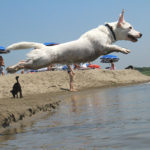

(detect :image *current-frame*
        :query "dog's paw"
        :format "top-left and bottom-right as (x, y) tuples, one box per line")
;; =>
(122, 49), (130, 54)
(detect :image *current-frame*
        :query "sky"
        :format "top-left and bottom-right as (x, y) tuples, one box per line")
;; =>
(0, 0), (149, 70)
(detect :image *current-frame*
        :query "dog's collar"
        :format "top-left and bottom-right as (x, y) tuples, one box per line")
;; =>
(105, 24), (116, 41)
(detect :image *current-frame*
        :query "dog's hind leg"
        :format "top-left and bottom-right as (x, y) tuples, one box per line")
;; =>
(19, 90), (23, 98)
(104, 45), (130, 54)
(6, 60), (32, 73)
(6, 61), (25, 73)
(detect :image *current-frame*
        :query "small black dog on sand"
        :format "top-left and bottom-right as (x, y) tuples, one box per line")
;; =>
(10, 76), (23, 98)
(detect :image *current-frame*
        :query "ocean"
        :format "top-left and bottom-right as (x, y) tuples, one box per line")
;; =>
(1, 83), (150, 150)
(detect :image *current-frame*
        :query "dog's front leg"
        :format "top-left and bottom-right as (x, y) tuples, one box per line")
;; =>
(104, 45), (130, 54)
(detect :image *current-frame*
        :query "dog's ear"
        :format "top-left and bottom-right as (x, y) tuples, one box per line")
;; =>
(117, 9), (125, 27)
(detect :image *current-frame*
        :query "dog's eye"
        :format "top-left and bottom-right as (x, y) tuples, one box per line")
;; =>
(129, 26), (132, 29)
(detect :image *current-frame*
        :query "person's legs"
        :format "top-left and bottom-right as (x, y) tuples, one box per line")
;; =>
(1, 71), (4, 76)
(0, 66), (3, 76)
(69, 72), (74, 91)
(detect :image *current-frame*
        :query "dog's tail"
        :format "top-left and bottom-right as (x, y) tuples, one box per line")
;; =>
(6, 42), (46, 51)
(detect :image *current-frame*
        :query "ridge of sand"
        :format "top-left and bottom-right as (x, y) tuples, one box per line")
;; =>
(0, 69), (150, 99)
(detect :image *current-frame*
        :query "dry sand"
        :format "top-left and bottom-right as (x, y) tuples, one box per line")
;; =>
(0, 69), (150, 130)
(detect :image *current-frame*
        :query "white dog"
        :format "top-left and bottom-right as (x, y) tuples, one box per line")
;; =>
(6, 10), (142, 90)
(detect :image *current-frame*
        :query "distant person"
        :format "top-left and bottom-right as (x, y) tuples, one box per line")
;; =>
(47, 64), (55, 71)
(21, 70), (24, 74)
(74, 64), (80, 70)
(0, 56), (5, 75)
(80, 63), (89, 70)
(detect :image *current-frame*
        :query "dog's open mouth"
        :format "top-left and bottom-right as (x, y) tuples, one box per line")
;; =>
(128, 34), (138, 42)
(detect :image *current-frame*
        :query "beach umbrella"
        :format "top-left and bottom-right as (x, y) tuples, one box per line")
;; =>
(44, 42), (58, 46)
(100, 55), (119, 63)
(0, 46), (5, 51)
(0, 46), (10, 54)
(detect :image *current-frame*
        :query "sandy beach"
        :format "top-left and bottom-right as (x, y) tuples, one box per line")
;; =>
(0, 69), (150, 130)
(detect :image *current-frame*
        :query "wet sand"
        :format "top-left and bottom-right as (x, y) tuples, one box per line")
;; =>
(0, 69), (150, 130)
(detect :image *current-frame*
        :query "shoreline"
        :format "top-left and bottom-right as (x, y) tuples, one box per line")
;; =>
(0, 69), (150, 131)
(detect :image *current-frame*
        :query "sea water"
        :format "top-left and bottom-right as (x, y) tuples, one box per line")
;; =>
(0, 83), (150, 150)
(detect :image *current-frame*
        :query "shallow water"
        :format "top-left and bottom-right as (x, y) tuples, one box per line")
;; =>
(1, 83), (150, 150)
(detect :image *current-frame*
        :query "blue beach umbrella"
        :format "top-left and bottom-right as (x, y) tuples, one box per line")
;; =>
(44, 42), (58, 46)
(0, 46), (5, 51)
(0, 46), (10, 54)
(100, 55), (119, 63)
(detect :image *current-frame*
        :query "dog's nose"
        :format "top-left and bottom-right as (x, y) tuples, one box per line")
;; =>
(139, 33), (142, 37)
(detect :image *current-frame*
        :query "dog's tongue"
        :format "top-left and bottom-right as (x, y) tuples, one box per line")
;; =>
(128, 34), (138, 42)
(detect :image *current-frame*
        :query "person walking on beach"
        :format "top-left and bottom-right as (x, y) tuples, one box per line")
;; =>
(0, 56), (5, 75)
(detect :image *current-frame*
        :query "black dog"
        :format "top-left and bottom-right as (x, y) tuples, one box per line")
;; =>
(10, 76), (23, 98)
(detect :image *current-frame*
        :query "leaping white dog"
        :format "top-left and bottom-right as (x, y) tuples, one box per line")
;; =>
(6, 10), (142, 91)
